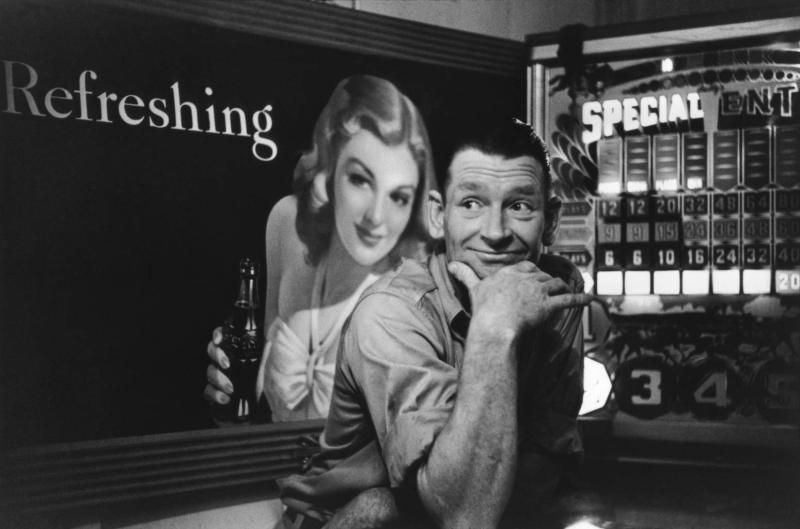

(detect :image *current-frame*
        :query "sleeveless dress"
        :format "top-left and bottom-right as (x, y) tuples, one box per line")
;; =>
(258, 255), (378, 422)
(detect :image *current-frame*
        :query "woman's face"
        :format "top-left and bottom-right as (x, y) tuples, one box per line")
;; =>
(332, 129), (419, 267)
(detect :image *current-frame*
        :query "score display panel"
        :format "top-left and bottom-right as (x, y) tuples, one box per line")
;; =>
(539, 44), (800, 448)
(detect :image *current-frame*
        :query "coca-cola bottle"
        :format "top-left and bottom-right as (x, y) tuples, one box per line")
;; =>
(216, 257), (265, 424)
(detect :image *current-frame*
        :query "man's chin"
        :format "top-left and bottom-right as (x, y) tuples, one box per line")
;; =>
(471, 260), (513, 279)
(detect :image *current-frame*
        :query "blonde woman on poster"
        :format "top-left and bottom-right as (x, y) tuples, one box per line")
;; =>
(204, 75), (436, 422)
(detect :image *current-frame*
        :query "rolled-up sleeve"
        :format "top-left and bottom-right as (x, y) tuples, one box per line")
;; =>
(340, 292), (456, 487)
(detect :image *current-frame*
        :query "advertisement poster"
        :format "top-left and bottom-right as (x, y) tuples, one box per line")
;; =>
(0, 1), (523, 450)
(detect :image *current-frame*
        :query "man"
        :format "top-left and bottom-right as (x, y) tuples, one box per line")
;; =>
(279, 119), (593, 529)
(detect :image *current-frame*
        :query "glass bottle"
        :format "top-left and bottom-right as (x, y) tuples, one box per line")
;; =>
(218, 257), (264, 424)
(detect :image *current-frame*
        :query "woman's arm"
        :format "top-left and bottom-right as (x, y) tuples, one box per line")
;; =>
(253, 194), (298, 401)
(264, 194), (297, 331)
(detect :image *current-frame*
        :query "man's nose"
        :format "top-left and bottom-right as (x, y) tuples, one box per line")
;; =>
(480, 206), (510, 244)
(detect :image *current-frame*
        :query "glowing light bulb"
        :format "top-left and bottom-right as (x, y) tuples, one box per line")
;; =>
(661, 57), (674, 73)
(566, 519), (604, 529)
(580, 357), (612, 415)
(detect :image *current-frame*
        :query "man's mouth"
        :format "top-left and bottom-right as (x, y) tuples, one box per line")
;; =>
(469, 249), (526, 263)
(355, 225), (383, 246)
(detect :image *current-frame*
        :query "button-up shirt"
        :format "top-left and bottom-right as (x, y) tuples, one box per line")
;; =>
(279, 248), (585, 521)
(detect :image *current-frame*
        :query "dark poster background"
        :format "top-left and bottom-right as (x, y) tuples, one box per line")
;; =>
(0, 3), (523, 449)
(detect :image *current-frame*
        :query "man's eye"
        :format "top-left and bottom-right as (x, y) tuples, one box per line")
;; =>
(509, 202), (534, 214)
(460, 199), (481, 210)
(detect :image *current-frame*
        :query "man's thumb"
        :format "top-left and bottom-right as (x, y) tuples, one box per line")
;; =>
(447, 261), (480, 290)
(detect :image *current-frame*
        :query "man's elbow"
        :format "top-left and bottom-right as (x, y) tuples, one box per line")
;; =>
(417, 466), (502, 529)
(325, 487), (399, 529)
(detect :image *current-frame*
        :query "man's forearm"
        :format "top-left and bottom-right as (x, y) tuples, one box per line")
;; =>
(417, 318), (519, 528)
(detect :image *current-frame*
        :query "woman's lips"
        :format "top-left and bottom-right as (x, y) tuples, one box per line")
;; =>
(355, 224), (383, 246)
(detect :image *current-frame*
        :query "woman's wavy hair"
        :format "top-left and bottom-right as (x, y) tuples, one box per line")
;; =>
(293, 75), (436, 266)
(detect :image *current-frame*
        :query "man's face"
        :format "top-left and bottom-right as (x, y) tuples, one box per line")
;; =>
(431, 148), (557, 279)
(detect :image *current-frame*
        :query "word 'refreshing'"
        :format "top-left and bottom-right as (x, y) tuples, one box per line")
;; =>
(2, 60), (279, 162)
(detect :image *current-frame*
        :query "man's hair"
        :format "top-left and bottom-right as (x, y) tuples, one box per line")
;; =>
(436, 118), (552, 200)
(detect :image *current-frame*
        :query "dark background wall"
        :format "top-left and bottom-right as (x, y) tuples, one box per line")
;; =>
(0, 2), (523, 449)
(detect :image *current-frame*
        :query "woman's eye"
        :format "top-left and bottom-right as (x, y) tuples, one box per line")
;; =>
(348, 172), (370, 187)
(391, 193), (412, 207)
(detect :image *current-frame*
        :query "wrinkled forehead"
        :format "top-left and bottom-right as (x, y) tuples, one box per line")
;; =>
(444, 147), (549, 199)
(446, 147), (546, 194)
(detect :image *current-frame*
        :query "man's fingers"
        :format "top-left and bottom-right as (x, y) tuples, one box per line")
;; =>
(513, 260), (540, 273)
(207, 341), (230, 369)
(546, 292), (594, 312)
(544, 277), (570, 294)
(206, 364), (234, 394)
(447, 261), (480, 290)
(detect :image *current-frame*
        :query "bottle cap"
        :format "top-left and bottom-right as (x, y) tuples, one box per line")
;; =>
(239, 257), (258, 276)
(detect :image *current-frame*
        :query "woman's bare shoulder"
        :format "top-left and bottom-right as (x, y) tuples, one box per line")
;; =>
(266, 195), (305, 264)
(267, 195), (298, 230)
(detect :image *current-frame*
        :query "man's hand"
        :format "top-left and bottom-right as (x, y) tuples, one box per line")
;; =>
(448, 260), (592, 335)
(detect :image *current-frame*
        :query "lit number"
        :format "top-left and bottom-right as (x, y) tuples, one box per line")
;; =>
(693, 372), (731, 408)
(712, 220), (722, 239)
(599, 223), (622, 243)
(684, 247), (707, 267)
(713, 219), (738, 240)
(632, 249), (643, 266)
(744, 245), (770, 266)
(657, 248), (676, 266)
(598, 199), (620, 217)
(776, 244), (800, 267)
(766, 374), (800, 410)
(604, 250), (616, 267)
(776, 271), (800, 293)
(713, 246), (738, 266)
(655, 222), (678, 242)
(684, 220), (708, 241)
(744, 218), (770, 239)
(627, 198), (648, 217)
(744, 192), (770, 213)
(684, 195), (708, 215)
(655, 196), (679, 215)
(626, 223), (649, 242)
(775, 217), (800, 239)
(630, 369), (662, 405)
(605, 225), (617, 242)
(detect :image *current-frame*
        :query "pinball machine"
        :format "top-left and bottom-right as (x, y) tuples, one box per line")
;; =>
(528, 13), (800, 466)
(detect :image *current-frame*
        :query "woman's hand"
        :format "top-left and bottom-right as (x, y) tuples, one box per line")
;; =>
(203, 327), (234, 405)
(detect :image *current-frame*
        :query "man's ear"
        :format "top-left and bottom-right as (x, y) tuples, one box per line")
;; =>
(428, 190), (445, 239)
(542, 196), (561, 247)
